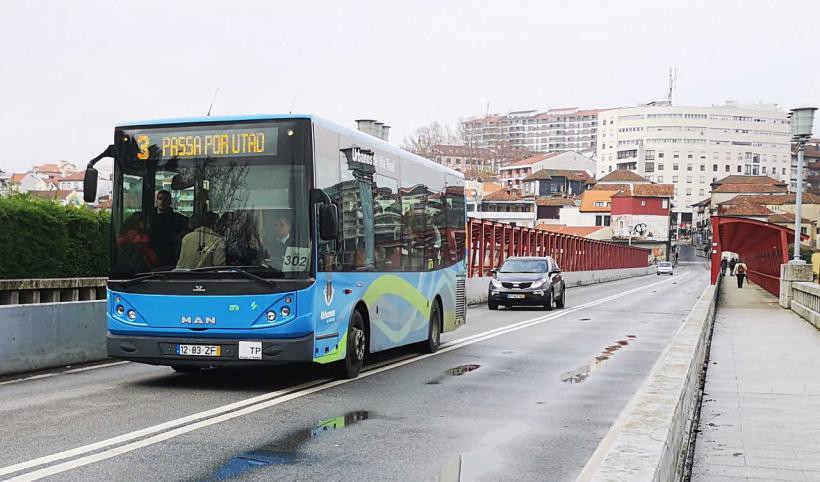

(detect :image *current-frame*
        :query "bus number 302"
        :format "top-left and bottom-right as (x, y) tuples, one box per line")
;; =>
(283, 255), (308, 268)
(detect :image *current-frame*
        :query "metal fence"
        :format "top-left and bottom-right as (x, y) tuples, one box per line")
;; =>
(467, 218), (649, 277)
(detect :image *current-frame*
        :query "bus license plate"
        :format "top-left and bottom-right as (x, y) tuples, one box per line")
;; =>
(507, 294), (525, 299)
(176, 344), (221, 357)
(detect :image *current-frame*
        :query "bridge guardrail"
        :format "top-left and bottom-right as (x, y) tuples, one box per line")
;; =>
(0, 278), (107, 305)
(467, 217), (649, 277)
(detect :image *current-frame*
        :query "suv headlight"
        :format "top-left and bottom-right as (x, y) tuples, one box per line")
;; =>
(490, 278), (503, 288)
(531, 279), (547, 289)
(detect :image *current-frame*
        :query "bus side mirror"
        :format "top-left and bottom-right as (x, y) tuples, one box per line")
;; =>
(83, 167), (98, 203)
(319, 204), (338, 241)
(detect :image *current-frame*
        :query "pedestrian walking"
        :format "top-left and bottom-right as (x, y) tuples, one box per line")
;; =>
(729, 258), (737, 276)
(735, 259), (748, 288)
(720, 257), (728, 275)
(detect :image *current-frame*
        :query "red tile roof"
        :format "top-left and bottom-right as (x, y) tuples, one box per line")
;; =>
(535, 197), (577, 207)
(712, 184), (788, 194)
(524, 169), (592, 181)
(613, 184), (674, 198)
(10, 173), (27, 183)
(596, 170), (649, 183)
(711, 175), (786, 186)
(767, 212), (814, 224)
(535, 224), (607, 237)
(718, 193), (820, 206)
(483, 188), (532, 202)
(58, 171), (86, 181)
(591, 183), (630, 192)
(719, 204), (774, 216)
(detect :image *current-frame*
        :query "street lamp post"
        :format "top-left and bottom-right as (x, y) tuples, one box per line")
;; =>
(789, 107), (817, 264)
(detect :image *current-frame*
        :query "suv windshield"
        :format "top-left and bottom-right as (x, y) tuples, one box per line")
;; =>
(659, 262), (672, 267)
(499, 259), (547, 273)
(111, 120), (311, 279)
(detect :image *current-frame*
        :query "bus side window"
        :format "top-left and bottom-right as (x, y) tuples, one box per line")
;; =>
(373, 174), (402, 272)
(314, 125), (341, 272)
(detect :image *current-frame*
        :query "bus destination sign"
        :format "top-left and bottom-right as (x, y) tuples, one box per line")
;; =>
(126, 127), (279, 161)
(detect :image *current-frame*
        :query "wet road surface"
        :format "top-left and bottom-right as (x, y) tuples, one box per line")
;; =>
(0, 260), (708, 481)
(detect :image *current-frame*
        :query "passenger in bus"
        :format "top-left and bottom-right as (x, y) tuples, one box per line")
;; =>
(176, 212), (226, 269)
(150, 190), (188, 267)
(268, 216), (291, 269)
(115, 212), (160, 273)
(217, 211), (267, 266)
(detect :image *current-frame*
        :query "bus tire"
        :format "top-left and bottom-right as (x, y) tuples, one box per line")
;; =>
(334, 309), (366, 379)
(421, 300), (442, 354)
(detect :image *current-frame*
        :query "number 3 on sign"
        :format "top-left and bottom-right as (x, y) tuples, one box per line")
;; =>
(282, 247), (310, 272)
(136, 135), (150, 160)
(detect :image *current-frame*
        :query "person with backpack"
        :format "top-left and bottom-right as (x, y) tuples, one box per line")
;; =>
(735, 258), (748, 288)
(728, 257), (737, 277)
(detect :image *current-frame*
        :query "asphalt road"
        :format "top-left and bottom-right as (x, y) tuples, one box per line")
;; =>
(0, 257), (709, 482)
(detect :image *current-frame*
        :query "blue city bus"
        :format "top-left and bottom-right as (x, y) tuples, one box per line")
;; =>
(83, 115), (467, 378)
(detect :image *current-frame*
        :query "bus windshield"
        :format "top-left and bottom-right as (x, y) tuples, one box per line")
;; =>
(111, 120), (311, 279)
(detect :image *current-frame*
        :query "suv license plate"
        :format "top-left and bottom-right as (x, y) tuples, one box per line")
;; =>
(176, 344), (221, 357)
(507, 294), (525, 299)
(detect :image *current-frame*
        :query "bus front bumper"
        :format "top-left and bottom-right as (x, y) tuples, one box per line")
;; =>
(106, 332), (315, 367)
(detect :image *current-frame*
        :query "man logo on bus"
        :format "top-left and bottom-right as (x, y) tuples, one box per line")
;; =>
(324, 276), (335, 306)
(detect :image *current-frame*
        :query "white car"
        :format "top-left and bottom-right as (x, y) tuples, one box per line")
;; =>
(657, 261), (674, 275)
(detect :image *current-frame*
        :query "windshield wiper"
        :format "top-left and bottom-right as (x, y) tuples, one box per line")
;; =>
(120, 265), (282, 288)
(187, 266), (278, 288)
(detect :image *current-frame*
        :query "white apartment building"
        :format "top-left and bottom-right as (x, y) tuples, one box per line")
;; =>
(462, 108), (602, 157)
(596, 101), (791, 227)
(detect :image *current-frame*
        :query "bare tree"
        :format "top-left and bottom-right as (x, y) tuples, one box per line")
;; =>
(402, 121), (460, 158)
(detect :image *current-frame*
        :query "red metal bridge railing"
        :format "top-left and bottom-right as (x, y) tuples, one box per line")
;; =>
(467, 218), (650, 277)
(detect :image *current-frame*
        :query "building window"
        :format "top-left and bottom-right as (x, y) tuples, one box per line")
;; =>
(725, 165), (730, 172)
(595, 215), (611, 226)
(700, 164), (706, 171)
(673, 153), (680, 158)
(645, 150), (655, 160)
(662, 199), (669, 208)
(783, 167), (787, 175)
(762, 166), (767, 174)
(688, 153), (694, 159)
(686, 176), (692, 183)
(673, 175), (679, 183)
(686, 188), (692, 196)
(658, 163), (665, 170)
(640, 200), (646, 206)
(687, 163), (693, 171)
(645, 162), (655, 173)
(658, 176), (664, 183)
(658, 152), (665, 158)
(673, 163), (679, 171)
(737, 165), (742, 173)
(713, 164), (718, 172)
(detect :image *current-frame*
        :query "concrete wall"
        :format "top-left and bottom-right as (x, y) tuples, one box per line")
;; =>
(787, 281), (820, 331)
(466, 266), (655, 305)
(577, 274), (721, 481)
(0, 301), (106, 376)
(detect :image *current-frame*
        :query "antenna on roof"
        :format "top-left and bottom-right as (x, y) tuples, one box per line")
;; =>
(667, 68), (677, 104)
(206, 88), (220, 117)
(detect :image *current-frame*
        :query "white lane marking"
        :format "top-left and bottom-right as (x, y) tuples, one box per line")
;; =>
(3, 272), (692, 481)
(0, 362), (131, 387)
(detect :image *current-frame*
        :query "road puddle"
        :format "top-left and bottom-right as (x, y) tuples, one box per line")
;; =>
(560, 336), (636, 384)
(206, 411), (369, 480)
(428, 364), (481, 385)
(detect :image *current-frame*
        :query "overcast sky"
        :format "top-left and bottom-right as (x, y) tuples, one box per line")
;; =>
(1, 0), (818, 173)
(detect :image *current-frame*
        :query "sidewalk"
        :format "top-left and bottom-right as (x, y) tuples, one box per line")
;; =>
(691, 279), (820, 481)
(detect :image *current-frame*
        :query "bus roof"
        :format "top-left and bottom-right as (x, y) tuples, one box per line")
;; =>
(116, 114), (464, 179)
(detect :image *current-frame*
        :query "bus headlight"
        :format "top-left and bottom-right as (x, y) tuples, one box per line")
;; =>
(116, 305), (125, 315)
(266, 311), (277, 321)
(127, 310), (137, 320)
(281, 306), (291, 317)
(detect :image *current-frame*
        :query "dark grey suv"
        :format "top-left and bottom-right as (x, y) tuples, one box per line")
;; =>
(488, 256), (566, 310)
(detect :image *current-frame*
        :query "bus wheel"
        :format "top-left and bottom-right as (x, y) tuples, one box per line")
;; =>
(335, 310), (366, 379)
(421, 301), (442, 354)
